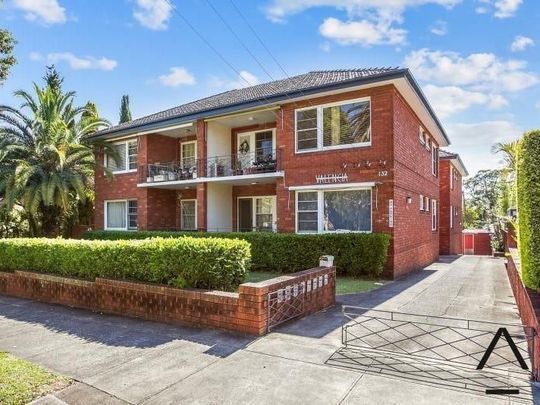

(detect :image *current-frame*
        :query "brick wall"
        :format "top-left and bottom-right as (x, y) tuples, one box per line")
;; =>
(0, 267), (335, 336)
(392, 89), (440, 277)
(506, 251), (540, 380)
(439, 159), (464, 255)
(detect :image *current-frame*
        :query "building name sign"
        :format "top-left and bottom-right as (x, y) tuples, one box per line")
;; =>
(315, 173), (349, 184)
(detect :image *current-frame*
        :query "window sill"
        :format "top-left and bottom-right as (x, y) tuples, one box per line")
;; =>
(111, 169), (137, 175)
(295, 142), (371, 155)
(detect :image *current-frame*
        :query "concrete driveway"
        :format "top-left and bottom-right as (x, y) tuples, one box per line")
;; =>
(0, 256), (537, 404)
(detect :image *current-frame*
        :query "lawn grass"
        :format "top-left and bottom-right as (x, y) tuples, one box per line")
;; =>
(0, 352), (69, 405)
(246, 271), (385, 295)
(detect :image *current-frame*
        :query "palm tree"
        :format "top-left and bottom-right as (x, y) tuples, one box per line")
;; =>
(0, 66), (112, 236)
(492, 140), (520, 172)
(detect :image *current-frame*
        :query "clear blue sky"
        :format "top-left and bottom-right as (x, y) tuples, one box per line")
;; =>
(2, 0), (539, 174)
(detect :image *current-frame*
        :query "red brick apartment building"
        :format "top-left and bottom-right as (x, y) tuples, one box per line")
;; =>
(90, 69), (468, 278)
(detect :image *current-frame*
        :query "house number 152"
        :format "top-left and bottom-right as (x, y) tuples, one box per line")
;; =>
(378, 170), (388, 177)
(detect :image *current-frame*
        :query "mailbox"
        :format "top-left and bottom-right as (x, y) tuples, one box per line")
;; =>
(319, 255), (334, 267)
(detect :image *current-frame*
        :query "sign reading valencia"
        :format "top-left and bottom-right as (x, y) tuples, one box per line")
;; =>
(315, 173), (349, 184)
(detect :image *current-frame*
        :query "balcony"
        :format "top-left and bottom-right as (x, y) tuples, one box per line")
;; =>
(139, 150), (282, 187)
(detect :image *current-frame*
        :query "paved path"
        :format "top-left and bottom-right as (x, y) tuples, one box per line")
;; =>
(0, 256), (537, 404)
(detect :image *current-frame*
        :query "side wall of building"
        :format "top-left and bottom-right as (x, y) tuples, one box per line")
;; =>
(439, 159), (464, 255)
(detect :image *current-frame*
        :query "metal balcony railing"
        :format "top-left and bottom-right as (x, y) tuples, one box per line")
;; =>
(139, 149), (280, 183)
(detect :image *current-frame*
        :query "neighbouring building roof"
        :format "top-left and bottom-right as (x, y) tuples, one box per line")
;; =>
(91, 68), (449, 145)
(439, 149), (469, 176)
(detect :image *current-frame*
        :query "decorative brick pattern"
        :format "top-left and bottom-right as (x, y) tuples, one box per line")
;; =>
(0, 267), (335, 336)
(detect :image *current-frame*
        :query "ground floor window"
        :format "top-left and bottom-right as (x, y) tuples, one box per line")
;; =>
(237, 196), (276, 232)
(105, 200), (137, 230)
(181, 199), (197, 230)
(296, 188), (372, 233)
(432, 199), (437, 231)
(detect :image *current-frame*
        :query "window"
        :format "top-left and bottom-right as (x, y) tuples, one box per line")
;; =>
(255, 131), (274, 160)
(419, 127), (426, 145)
(237, 196), (276, 232)
(180, 199), (197, 230)
(432, 146), (438, 176)
(431, 199), (437, 231)
(419, 194), (424, 211)
(297, 192), (318, 233)
(425, 197), (430, 212)
(105, 139), (138, 173)
(426, 137), (431, 151)
(450, 167), (454, 190)
(295, 98), (371, 152)
(255, 197), (274, 231)
(296, 189), (372, 233)
(450, 205), (453, 228)
(105, 200), (137, 230)
(181, 141), (197, 169)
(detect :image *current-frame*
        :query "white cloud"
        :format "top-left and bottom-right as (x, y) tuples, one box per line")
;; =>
(319, 17), (406, 46)
(494, 0), (522, 18)
(511, 35), (534, 52)
(430, 20), (447, 36)
(446, 120), (522, 175)
(404, 48), (538, 93)
(30, 52), (117, 71)
(208, 71), (260, 90)
(423, 84), (507, 118)
(13, 0), (66, 24)
(475, 0), (522, 18)
(158, 67), (196, 87)
(133, 0), (173, 30)
(264, 0), (460, 47)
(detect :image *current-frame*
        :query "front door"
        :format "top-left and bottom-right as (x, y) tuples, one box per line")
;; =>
(463, 234), (474, 255)
(238, 198), (253, 232)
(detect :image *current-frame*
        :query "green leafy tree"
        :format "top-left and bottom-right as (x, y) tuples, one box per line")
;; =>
(0, 66), (113, 236)
(0, 28), (16, 84)
(119, 95), (132, 124)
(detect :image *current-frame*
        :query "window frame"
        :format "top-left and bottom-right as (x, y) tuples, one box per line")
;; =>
(431, 199), (437, 231)
(450, 204), (454, 229)
(295, 187), (373, 234)
(180, 199), (198, 231)
(236, 195), (276, 232)
(104, 199), (138, 231)
(104, 138), (138, 174)
(419, 127), (426, 146)
(294, 97), (372, 154)
(419, 194), (424, 211)
(180, 140), (197, 169)
(432, 145), (439, 177)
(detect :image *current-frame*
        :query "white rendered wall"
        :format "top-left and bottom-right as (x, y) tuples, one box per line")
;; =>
(207, 121), (231, 158)
(207, 182), (233, 232)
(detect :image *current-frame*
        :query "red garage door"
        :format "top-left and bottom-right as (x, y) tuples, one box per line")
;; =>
(463, 234), (474, 255)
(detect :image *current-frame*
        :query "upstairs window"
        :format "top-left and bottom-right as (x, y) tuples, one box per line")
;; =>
(419, 194), (424, 211)
(181, 141), (197, 169)
(450, 166), (454, 189)
(295, 98), (371, 152)
(105, 139), (138, 173)
(450, 204), (454, 228)
(432, 145), (439, 177)
(419, 127), (426, 146)
(431, 199), (437, 231)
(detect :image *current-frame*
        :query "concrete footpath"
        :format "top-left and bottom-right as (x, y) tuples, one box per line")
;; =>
(0, 256), (537, 404)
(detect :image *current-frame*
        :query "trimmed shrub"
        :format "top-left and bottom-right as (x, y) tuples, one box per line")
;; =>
(0, 237), (251, 291)
(517, 130), (540, 289)
(83, 231), (391, 277)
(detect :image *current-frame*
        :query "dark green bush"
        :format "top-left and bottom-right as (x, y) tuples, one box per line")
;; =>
(83, 231), (390, 277)
(0, 237), (251, 291)
(517, 130), (540, 289)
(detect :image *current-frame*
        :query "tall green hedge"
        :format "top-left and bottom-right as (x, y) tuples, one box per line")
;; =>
(0, 237), (251, 291)
(517, 130), (540, 289)
(83, 231), (391, 277)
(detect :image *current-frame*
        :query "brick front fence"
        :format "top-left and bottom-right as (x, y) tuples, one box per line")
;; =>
(0, 266), (335, 335)
(506, 249), (540, 380)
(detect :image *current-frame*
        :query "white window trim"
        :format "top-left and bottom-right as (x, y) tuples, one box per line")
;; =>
(294, 97), (372, 154)
(180, 199), (198, 230)
(180, 141), (197, 169)
(432, 145), (438, 177)
(104, 199), (137, 231)
(236, 195), (277, 232)
(450, 166), (454, 190)
(236, 129), (277, 154)
(425, 197), (430, 212)
(104, 139), (138, 174)
(431, 199), (437, 231)
(420, 194), (424, 211)
(450, 204), (454, 229)
(295, 187), (373, 234)
(419, 127), (426, 145)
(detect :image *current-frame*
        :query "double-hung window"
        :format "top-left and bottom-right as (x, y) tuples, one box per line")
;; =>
(180, 199), (197, 230)
(431, 199), (437, 231)
(181, 141), (197, 170)
(105, 139), (138, 173)
(295, 98), (371, 152)
(105, 200), (137, 230)
(432, 145), (439, 176)
(419, 194), (424, 211)
(296, 189), (372, 233)
(450, 205), (454, 228)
